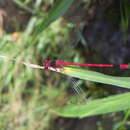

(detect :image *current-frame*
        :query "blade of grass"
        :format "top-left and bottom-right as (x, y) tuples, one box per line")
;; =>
(14, 0), (40, 15)
(60, 66), (130, 88)
(120, 0), (130, 33)
(34, 0), (75, 41)
(53, 92), (130, 118)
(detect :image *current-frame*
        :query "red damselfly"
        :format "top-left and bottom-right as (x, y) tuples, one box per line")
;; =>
(43, 59), (130, 70)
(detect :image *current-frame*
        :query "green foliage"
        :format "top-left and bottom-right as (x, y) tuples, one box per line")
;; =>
(0, 0), (75, 129)
(0, 0), (130, 129)
(54, 92), (130, 118)
(50, 66), (130, 118)
(33, 0), (75, 41)
(61, 66), (130, 88)
(121, 0), (130, 33)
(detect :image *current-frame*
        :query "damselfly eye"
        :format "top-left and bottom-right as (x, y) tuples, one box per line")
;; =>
(50, 61), (56, 67)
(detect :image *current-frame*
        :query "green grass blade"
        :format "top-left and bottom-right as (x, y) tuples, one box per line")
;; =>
(53, 92), (130, 118)
(14, 0), (39, 14)
(34, 0), (75, 39)
(121, 0), (130, 32)
(60, 67), (130, 88)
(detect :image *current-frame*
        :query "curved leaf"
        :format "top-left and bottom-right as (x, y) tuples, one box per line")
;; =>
(53, 93), (130, 118)
(34, 0), (75, 38)
(60, 67), (130, 88)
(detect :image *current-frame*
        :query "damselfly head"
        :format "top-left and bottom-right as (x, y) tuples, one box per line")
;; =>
(43, 60), (57, 69)
(50, 61), (57, 67)
(43, 59), (51, 69)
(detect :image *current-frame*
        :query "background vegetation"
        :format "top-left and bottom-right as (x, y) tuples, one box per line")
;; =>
(0, 0), (130, 130)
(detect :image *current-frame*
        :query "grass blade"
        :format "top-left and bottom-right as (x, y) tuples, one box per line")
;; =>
(53, 92), (130, 118)
(60, 67), (130, 88)
(34, 0), (75, 39)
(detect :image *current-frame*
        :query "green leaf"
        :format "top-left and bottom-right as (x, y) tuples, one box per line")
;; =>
(53, 92), (130, 118)
(121, 0), (130, 32)
(34, 0), (75, 39)
(60, 67), (130, 88)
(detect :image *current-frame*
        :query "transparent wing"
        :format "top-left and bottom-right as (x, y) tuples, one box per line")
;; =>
(70, 78), (87, 104)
